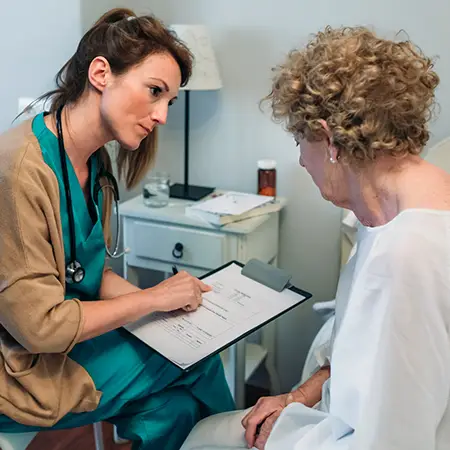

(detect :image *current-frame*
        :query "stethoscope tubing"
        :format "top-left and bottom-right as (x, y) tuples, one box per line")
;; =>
(56, 106), (125, 283)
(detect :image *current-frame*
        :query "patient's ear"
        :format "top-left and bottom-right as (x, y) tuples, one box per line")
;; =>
(318, 119), (339, 162)
(318, 119), (332, 137)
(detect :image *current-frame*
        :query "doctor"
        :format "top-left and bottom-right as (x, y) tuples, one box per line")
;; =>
(0, 8), (234, 450)
(181, 26), (450, 450)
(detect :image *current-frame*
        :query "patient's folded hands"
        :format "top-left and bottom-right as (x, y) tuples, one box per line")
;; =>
(241, 390), (307, 449)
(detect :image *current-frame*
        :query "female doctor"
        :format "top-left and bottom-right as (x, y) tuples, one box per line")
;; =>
(181, 26), (450, 450)
(0, 8), (234, 450)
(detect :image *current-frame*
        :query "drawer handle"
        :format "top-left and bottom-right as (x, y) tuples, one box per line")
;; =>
(172, 242), (184, 259)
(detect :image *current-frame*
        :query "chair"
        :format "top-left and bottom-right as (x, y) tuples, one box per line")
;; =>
(0, 422), (104, 450)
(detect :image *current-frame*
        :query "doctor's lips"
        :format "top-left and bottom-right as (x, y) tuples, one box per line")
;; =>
(139, 124), (152, 135)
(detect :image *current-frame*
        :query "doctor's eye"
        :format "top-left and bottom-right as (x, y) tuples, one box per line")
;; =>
(149, 86), (163, 98)
(294, 138), (300, 147)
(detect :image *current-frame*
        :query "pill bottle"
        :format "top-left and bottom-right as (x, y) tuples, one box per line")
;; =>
(257, 159), (276, 197)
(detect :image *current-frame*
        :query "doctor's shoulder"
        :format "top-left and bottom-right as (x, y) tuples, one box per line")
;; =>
(0, 119), (39, 173)
(0, 119), (59, 201)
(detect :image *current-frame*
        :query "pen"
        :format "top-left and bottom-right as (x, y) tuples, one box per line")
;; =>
(172, 265), (178, 275)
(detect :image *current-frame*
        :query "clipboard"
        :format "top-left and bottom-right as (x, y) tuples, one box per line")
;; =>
(124, 259), (312, 372)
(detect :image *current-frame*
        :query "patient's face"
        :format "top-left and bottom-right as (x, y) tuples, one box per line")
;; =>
(297, 137), (348, 206)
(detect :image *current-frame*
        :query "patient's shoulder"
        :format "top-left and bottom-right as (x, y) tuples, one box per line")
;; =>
(365, 209), (450, 307)
(377, 209), (450, 258)
(348, 211), (450, 335)
(358, 209), (450, 291)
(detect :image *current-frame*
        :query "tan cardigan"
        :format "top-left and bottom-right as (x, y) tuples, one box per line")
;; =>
(0, 120), (101, 427)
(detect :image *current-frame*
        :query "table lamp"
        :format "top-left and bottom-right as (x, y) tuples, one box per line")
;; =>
(169, 24), (223, 201)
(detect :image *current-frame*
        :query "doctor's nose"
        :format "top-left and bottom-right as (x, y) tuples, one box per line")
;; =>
(150, 103), (168, 126)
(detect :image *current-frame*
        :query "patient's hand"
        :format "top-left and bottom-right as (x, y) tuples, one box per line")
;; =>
(241, 390), (306, 449)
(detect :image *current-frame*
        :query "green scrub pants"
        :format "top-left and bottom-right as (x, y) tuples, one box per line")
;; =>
(0, 328), (235, 450)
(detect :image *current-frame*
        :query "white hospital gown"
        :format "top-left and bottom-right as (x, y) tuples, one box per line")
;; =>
(182, 209), (450, 450)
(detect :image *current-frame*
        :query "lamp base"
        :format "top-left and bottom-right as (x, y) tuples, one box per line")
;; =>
(169, 183), (215, 201)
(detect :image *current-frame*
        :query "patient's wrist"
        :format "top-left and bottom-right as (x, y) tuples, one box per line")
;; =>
(290, 365), (330, 408)
(284, 386), (310, 407)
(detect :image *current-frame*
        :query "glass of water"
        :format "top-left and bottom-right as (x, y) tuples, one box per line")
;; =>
(143, 172), (170, 208)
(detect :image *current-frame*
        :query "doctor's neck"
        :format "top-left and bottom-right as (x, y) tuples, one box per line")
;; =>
(45, 94), (111, 170)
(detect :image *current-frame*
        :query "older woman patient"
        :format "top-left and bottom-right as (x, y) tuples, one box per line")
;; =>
(180, 26), (450, 450)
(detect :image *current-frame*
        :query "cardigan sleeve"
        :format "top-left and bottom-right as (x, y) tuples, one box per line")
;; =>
(0, 144), (84, 354)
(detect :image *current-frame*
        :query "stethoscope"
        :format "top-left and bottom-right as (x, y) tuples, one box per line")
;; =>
(56, 106), (125, 284)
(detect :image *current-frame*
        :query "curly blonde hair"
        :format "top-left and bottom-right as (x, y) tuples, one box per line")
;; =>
(265, 26), (440, 163)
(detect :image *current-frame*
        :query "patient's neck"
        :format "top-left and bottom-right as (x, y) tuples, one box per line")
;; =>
(345, 154), (427, 227)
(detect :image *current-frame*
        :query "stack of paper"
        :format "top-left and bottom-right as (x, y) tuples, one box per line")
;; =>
(185, 192), (280, 226)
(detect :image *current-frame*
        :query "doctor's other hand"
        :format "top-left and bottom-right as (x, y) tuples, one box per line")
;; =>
(149, 270), (212, 313)
(241, 390), (307, 449)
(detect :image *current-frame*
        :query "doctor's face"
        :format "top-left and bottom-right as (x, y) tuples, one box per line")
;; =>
(100, 52), (181, 150)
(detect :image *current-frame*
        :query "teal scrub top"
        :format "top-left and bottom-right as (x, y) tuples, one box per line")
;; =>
(32, 113), (106, 301)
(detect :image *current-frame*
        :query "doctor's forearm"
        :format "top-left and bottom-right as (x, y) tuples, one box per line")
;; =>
(295, 365), (331, 408)
(79, 271), (207, 342)
(99, 269), (141, 299)
(78, 290), (158, 342)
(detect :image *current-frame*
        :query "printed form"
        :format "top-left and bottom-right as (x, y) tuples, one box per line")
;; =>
(125, 263), (307, 370)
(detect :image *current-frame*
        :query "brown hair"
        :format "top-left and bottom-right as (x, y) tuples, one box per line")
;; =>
(264, 26), (439, 165)
(30, 8), (193, 242)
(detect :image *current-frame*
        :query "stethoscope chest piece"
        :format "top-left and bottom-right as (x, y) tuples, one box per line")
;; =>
(66, 260), (85, 284)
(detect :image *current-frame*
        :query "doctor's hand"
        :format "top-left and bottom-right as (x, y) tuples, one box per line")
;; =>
(149, 270), (212, 313)
(241, 390), (307, 449)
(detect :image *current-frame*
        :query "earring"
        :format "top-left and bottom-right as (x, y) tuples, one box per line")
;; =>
(329, 157), (337, 164)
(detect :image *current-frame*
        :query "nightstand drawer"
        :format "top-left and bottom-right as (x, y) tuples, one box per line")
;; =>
(130, 220), (226, 269)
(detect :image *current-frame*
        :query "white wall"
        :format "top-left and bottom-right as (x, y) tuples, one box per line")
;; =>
(82, 0), (450, 392)
(0, 1), (82, 133)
